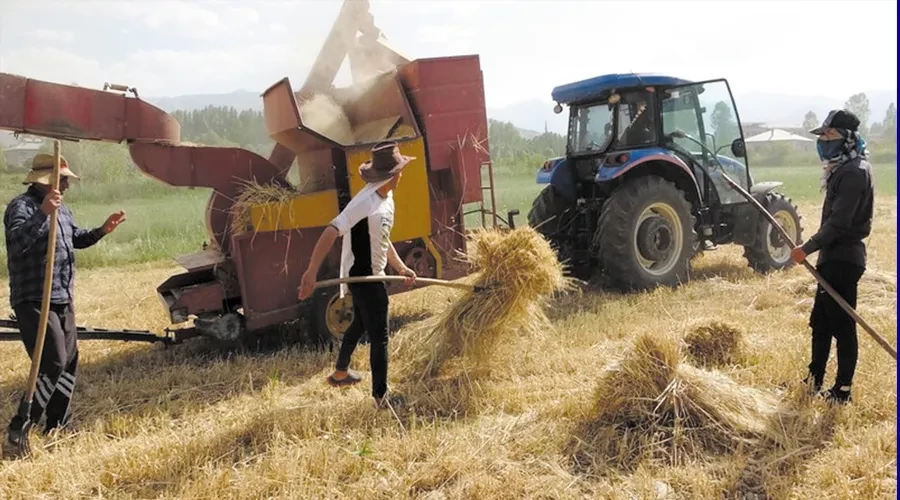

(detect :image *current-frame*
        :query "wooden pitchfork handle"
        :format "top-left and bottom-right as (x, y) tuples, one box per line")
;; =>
(15, 140), (62, 455)
(720, 172), (897, 360)
(313, 275), (486, 292)
(23, 140), (62, 404)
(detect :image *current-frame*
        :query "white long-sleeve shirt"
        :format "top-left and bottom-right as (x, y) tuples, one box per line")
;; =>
(328, 179), (394, 298)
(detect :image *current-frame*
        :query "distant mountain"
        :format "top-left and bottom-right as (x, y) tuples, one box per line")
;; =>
(144, 88), (896, 137)
(148, 90), (263, 113)
(733, 90), (897, 126)
(487, 98), (569, 135)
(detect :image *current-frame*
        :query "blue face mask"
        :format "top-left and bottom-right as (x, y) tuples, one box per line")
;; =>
(816, 138), (844, 161)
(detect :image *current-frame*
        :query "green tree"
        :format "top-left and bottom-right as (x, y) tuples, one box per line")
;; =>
(844, 93), (871, 133)
(882, 102), (896, 138)
(710, 101), (738, 146)
(803, 111), (819, 131)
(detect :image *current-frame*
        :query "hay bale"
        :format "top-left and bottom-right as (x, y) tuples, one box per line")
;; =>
(579, 333), (780, 466)
(299, 93), (353, 145)
(394, 226), (573, 380)
(230, 180), (299, 235)
(684, 321), (745, 368)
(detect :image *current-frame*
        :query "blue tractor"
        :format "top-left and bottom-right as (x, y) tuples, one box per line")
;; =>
(527, 74), (803, 290)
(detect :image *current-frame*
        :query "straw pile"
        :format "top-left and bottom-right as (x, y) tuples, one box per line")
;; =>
(230, 180), (299, 235)
(299, 93), (354, 145)
(683, 321), (745, 368)
(394, 226), (572, 381)
(573, 333), (781, 467)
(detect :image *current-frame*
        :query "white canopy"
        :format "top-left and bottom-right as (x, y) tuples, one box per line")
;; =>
(745, 128), (813, 143)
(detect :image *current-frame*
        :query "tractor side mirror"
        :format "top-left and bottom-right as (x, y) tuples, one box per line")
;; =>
(731, 138), (746, 158)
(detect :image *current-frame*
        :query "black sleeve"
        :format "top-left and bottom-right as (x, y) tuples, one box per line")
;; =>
(801, 170), (865, 254)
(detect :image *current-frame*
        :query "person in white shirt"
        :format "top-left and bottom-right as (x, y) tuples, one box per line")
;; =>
(298, 141), (417, 409)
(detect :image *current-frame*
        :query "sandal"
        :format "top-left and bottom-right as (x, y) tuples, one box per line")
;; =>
(327, 370), (362, 387)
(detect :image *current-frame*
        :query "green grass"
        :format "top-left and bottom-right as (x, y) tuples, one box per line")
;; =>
(0, 163), (894, 277)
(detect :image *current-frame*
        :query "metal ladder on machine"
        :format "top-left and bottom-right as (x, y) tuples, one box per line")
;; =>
(477, 160), (519, 230)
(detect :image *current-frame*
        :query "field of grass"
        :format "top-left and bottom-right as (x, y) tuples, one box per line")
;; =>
(0, 163), (894, 498)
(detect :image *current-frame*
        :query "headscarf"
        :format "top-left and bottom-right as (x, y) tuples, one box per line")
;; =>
(819, 128), (869, 191)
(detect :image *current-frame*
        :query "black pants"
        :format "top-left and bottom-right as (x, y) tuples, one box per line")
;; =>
(8, 302), (79, 432)
(808, 261), (865, 388)
(335, 282), (390, 399)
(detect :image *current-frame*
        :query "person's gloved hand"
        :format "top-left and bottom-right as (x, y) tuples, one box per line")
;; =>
(790, 246), (807, 264)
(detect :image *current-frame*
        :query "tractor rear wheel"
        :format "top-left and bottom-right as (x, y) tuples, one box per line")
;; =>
(527, 185), (568, 238)
(743, 193), (802, 273)
(592, 176), (696, 290)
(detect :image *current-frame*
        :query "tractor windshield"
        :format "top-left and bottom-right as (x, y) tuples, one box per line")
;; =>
(569, 91), (658, 156)
(569, 102), (614, 155)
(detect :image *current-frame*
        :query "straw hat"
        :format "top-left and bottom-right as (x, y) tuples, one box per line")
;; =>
(23, 153), (80, 185)
(358, 141), (415, 183)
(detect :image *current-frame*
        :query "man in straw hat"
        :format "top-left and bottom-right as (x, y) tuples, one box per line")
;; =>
(5, 153), (126, 446)
(791, 109), (874, 405)
(298, 140), (417, 409)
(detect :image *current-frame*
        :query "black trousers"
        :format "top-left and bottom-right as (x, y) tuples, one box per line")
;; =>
(335, 282), (390, 399)
(808, 260), (865, 388)
(8, 302), (79, 432)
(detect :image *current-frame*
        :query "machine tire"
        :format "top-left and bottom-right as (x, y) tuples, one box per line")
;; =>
(592, 176), (696, 291)
(527, 185), (569, 237)
(312, 288), (357, 347)
(743, 193), (803, 273)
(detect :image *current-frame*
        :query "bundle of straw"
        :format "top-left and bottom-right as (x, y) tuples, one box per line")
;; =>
(230, 180), (300, 235)
(683, 321), (745, 368)
(576, 333), (781, 466)
(394, 226), (572, 381)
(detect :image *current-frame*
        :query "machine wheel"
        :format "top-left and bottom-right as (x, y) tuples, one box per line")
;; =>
(743, 193), (803, 273)
(312, 288), (356, 345)
(592, 176), (696, 290)
(527, 185), (569, 238)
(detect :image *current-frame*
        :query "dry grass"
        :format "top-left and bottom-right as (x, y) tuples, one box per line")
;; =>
(0, 198), (893, 499)
(230, 180), (300, 235)
(683, 321), (745, 368)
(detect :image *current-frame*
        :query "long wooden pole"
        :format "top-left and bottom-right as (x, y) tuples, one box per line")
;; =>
(20, 141), (62, 435)
(721, 171), (897, 360)
(313, 275), (481, 292)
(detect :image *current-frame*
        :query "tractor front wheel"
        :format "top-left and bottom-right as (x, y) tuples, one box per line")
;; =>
(592, 176), (696, 290)
(743, 193), (803, 273)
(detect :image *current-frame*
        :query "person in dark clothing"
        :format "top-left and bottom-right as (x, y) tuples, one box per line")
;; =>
(791, 109), (874, 404)
(298, 141), (417, 409)
(5, 153), (126, 446)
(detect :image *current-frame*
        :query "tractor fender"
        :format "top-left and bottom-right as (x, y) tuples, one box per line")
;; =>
(595, 150), (702, 207)
(536, 156), (576, 200)
(749, 180), (784, 196)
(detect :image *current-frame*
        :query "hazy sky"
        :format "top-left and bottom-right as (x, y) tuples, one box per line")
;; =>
(1, 0), (896, 108)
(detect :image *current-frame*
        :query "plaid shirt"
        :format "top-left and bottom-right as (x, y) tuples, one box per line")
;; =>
(4, 186), (106, 308)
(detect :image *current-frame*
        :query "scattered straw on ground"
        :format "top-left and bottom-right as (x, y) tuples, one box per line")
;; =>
(683, 321), (745, 368)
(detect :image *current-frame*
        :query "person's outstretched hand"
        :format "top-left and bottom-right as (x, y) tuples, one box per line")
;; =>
(103, 210), (126, 234)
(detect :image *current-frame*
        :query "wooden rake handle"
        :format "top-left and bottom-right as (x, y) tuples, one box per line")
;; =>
(313, 275), (483, 292)
(23, 140), (63, 404)
(721, 172), (897, 360)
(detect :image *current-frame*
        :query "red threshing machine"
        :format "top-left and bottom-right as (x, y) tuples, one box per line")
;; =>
(0, 0), (516, 346)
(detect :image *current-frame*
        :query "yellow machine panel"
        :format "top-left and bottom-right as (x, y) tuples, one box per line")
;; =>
(250, 189), (340, 232)
(345, 138), (431, 243)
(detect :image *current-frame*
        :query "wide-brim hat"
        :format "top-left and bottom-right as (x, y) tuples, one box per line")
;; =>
(23, 153), (80, 185)
(359, 141), (415, 183)
(809, 109), (861, 136)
